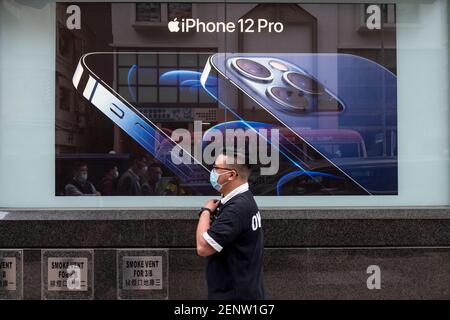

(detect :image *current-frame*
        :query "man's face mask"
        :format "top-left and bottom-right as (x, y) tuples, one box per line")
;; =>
(209, 167), (235, 192)
(78, 172), (88, 182)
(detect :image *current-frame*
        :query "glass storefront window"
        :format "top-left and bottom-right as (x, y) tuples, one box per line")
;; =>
(0, 0), (448, 208)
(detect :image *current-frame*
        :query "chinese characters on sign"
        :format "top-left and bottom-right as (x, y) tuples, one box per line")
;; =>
(122, 256), (163, 290)
(47, 257), (88, 291)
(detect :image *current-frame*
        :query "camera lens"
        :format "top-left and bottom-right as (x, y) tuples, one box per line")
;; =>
(283, 71), (325, 94)
(266, 86), (309, 111)
(232, 58), (273, 82)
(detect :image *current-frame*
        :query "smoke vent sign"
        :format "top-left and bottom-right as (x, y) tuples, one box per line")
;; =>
(47, 257), (88, 291)
(0, 258), (16, 291)
(122, 256), (163, 290)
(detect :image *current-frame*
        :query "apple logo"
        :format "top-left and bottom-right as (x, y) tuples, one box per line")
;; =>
(168, 18), (180, 32)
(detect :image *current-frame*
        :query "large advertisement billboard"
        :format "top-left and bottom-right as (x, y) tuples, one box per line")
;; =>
(55, 3), (397, 196)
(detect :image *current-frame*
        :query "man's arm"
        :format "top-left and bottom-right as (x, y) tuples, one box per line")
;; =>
(196, 199), (219, 257)
(65, 184), (84, 196)
(65, 184), (98, 196)
(90, 182), (101, 196)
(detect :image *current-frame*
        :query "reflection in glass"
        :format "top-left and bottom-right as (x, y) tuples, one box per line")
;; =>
(159, 87), (178, 103)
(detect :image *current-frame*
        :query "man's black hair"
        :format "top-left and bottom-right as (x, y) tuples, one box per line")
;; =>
(129, 152), (147, 164)
(220, 148), (252, 170)
(104, 162), (118, 173)
(219, 148), (253, 180)
(72, 161), (87, 171)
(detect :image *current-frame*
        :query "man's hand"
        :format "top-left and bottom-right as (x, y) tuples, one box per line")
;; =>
(196, 199), (220, 257)
(202, 199), (220, 212)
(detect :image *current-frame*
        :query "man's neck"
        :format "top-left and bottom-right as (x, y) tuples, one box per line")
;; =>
(220, 181), (249, 204)
(221, 180), (246, 197)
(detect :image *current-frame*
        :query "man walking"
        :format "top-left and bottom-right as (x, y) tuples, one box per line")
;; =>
(196, 150), (265, 300)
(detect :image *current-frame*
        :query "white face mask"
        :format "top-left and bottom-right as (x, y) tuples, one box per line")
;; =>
(210, 168), (232, 192)
(78, 172), (88, 182)
(113, 170), (119, 179)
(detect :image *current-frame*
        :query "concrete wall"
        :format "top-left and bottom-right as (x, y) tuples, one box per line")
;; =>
(1, 208), (449, 299)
